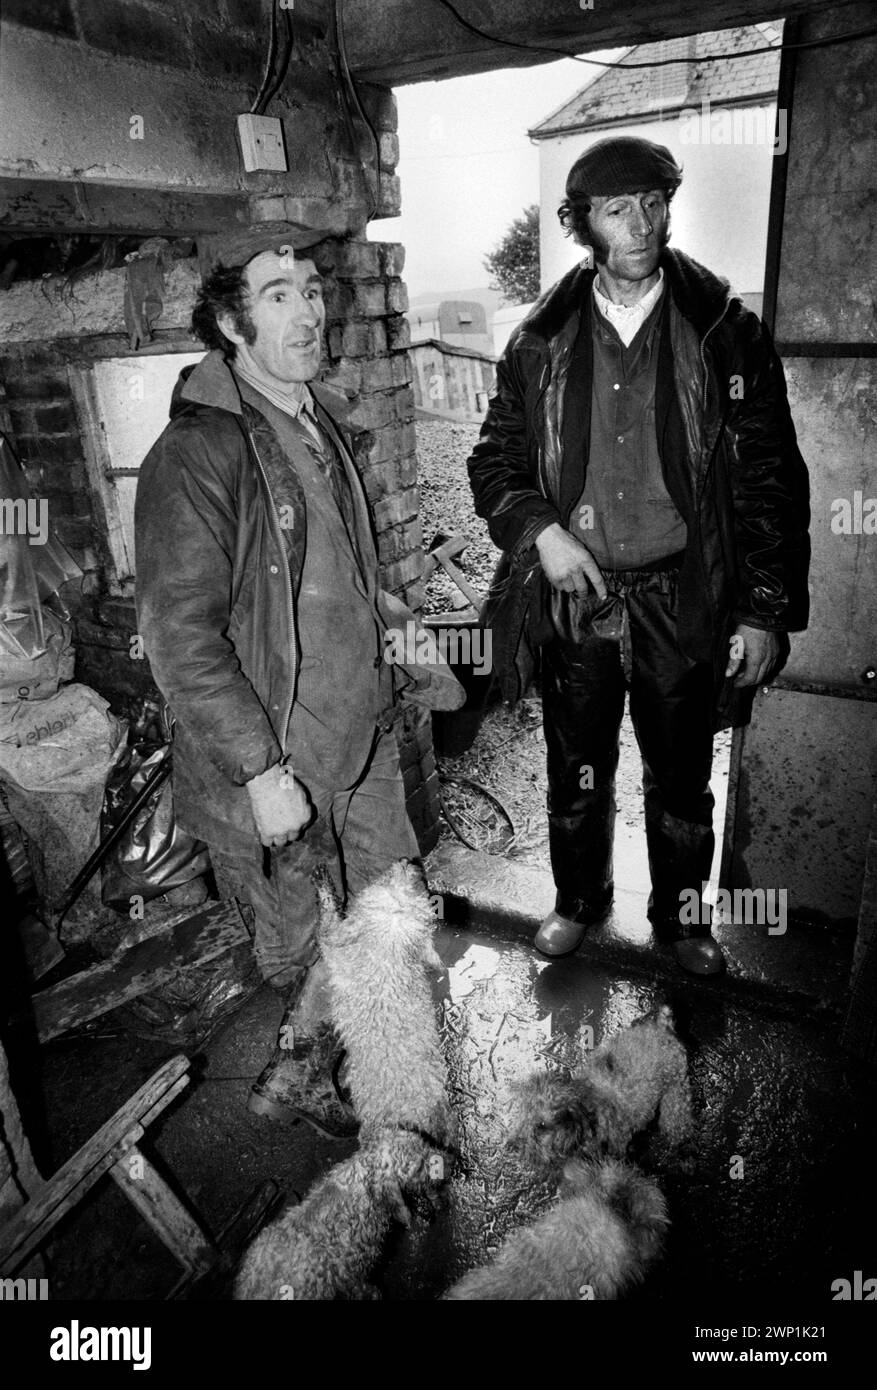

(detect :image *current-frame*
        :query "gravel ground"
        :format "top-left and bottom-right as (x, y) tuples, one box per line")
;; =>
(415, 416), (732, 877)
(417, 418), (493, 615)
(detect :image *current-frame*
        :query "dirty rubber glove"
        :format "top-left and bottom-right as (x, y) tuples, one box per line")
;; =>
(246, 762), (313, 847)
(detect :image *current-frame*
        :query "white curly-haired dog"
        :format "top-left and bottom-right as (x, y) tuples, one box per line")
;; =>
(317, 860), (453, 1148)
(235, 862), (453, 1300)
(509, 1004), (692, 1173)
(234, 1129), (439, 1300)
(443, 1157), (668, 1300)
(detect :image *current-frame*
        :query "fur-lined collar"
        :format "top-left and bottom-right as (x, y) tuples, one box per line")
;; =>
(520, 248), (734, 345)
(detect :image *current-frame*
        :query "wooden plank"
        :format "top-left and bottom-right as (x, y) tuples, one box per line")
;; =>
(0, 178), (247, 236)
(0, 1056), (188, 1271)
(167, 1180), (282, 1299)
(30, 899), (249, 1043)
(426, 537), (484, 612)
(110, 1147), (216, 1275)
(423, 534), (466, 577)
(0, 1129), (138, 1274)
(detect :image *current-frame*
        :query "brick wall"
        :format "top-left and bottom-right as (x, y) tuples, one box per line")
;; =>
(0, 238), (442, 851)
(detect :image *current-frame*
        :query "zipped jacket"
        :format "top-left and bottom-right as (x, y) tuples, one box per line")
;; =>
(467, 248), (810, 722)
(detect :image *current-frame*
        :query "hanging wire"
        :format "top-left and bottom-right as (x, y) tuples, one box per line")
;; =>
(334, 0), (382, 219)
(250, 0), (280, 114)
(260, 3), (295, 112)
(430, 0), (877, 71)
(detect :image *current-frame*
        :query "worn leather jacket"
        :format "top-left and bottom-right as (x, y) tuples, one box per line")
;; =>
(468, 248), (810, 724)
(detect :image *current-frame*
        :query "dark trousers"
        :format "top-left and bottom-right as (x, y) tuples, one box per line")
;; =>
(542, 563), (715, 933)
(211, 724), (420, 988)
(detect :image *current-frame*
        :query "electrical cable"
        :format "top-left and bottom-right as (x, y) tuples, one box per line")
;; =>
(430, 0), (877, 71)
(260, 3), (295, 112)
(334, 0), (382, 219)
(250, 0), (279, 114)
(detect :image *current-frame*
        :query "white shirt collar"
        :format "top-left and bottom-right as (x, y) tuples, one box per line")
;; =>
(593, 267), (664, 347)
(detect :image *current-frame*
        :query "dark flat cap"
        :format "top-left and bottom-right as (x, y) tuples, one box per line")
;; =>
(197, 222), (331, 279)
(565, 137), (683, 200)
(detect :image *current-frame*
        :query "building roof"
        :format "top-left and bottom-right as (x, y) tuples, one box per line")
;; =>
(529, 23), (782, 139)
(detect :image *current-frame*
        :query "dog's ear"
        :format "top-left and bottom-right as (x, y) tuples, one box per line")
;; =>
(312, 861), (343, 939)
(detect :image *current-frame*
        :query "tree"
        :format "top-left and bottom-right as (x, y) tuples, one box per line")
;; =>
(483, 205), (540, 305)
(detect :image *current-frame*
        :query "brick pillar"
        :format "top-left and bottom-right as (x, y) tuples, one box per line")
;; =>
(322, 238), (441, 851)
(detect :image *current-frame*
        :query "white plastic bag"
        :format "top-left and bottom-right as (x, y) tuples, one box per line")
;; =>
(0, 682), (125, 793)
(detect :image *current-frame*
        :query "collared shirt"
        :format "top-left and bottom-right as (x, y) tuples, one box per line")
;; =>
(231, 361), (325, 449)
(593, 267), (665, 348)
(570, 289), (687, 569)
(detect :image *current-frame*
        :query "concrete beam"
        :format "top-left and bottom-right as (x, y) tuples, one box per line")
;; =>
(0, 180), (247, 237)
(343, 0), (828, 84)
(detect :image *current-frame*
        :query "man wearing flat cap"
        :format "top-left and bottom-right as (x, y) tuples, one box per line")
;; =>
(135, 227), (460, 1132)
(468, 136), (809, 975)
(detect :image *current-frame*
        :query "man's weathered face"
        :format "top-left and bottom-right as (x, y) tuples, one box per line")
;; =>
(585, 189), (670, 282)
(227, 249), (325, 385)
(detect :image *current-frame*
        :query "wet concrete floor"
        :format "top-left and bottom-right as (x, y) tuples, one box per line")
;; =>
(24, 911), (877, 1302)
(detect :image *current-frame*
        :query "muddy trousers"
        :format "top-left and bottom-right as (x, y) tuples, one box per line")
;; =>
(541, 563), (716, 933)
(210, 724), (420, 991)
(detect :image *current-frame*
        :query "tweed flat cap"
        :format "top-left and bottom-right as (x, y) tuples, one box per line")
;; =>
(197, 222), (331, 279)
(565, 137), (683, 200)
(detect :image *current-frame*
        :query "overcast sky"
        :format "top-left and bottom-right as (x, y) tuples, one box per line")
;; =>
(368, 51), (625, 300)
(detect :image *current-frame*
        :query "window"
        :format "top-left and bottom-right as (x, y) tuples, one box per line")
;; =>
(71, 352), (204, 593)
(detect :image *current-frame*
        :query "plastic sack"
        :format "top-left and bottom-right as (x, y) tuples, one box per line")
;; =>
(0, 682), (126, 793)
(0, 608), (75, 703)
(0, 433), (82, 660)
(100, 744), (211, 910)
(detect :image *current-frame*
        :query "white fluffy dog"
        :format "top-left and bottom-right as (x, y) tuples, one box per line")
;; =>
(318, 860), (453, 1147)
(234, 1129), (437, 1301)
(443, 1157), (668, 1301)
(235, 862), (452, 1300)
(509, 1004), (692, 1173)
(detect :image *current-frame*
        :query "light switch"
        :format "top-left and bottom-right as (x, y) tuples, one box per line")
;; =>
(236, 114), (288, 173)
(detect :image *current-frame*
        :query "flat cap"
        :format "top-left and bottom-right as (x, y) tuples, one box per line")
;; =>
(197, 222), (331, 279)
(565, 136), (683, 201)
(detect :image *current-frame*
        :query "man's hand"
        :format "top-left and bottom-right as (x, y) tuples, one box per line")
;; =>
(246, 762), (313, 847)
(535, 523), (607, 599)
(725, 624), (782, 688)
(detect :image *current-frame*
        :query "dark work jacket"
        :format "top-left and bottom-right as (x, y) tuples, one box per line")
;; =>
(136, 352), (381, 858)
(467, 248), (811, 728)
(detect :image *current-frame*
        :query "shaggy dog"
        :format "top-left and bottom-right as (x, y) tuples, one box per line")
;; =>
(509, 1005), (692, 1174)
(317, 860), (453, 1148)
(443, 1158), (667, 1300)
(235, 862), (452, 1300)
(234, 1130), (437, 1300)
